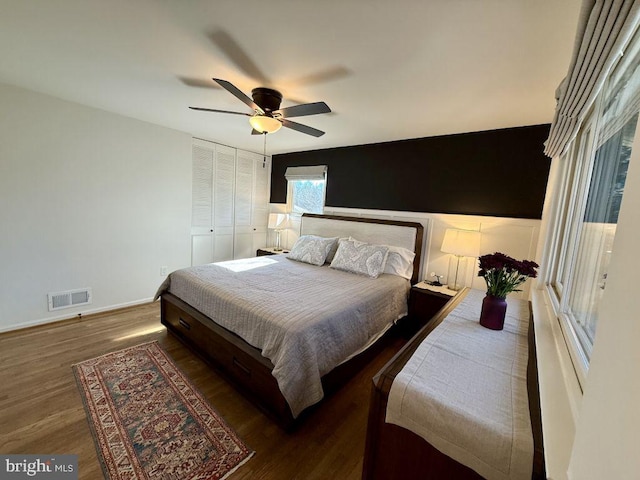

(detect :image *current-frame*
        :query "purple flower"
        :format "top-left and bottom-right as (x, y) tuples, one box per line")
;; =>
(519, 260), (539, 278)
(477, 252), (539, 298)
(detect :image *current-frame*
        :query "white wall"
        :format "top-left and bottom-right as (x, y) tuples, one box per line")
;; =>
(269, 205), (540, 299)
(0, 82), (193, 331)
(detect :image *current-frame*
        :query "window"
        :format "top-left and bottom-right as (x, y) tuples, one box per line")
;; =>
(290, 179), (326, 214)
(547, 25), (640, 379)
(566, 115), (635, 358)
(285, 166), (327, 215)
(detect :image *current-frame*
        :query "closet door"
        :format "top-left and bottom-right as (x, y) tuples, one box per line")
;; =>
(190, 141), (236, 265)
(234, 149), (268, 259)
(213, 144), (236, 262)
(190, 141), (269, 264)
(234, 150), (261, 258)
(190, 142), (215, 265)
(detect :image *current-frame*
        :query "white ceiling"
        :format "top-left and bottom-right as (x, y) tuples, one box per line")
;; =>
(0, 0), (581, 155)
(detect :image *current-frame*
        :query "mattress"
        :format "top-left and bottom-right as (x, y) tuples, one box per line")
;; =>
(156, 254), (410, 417)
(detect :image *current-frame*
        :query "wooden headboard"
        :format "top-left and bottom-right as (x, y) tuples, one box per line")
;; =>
(300, 213), (425, 284)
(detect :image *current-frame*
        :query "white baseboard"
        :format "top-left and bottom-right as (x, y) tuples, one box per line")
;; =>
(0, 297), (155, 333)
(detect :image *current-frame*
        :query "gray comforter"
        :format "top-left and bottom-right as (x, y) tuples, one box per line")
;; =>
(155, 254), (410, 417)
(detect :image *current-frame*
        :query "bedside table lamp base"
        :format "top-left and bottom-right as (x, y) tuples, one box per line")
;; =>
(274, 230), (282, 252)
(268, 213), (289, 252)
(447, 255), (464, 291)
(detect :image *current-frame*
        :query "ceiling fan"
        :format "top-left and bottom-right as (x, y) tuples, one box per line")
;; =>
(189, 78), (331, 137)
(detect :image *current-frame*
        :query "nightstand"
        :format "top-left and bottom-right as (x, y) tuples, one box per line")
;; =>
(405, 282), (458, 336)
(256, 247), (289, 256)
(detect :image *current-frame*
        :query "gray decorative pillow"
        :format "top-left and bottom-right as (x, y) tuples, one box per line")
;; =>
(325, 236), (349, 263)
(330, 238), (389, 278)
(287, 235), (338, 266)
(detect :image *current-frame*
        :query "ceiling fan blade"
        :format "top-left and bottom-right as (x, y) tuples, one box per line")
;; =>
(178, 76), (221, 89)
(251, 129), (262, 135)
(275, 102), (331, 119)
(280, 118), (325, 137)
(212, 78), (264, 113)
(288, 66), (351, 86)
(208, 30), (270, 85)
(189, 106), (251, 116)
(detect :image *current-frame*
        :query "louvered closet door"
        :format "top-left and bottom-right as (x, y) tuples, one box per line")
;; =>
(234, 149), (268, 259)
(213, 144), (236, 262)
(190, 140), (269, 264)
(191, 142), (215, 265)
(233, 150), (256, 259)
(190, 141), (237, 265)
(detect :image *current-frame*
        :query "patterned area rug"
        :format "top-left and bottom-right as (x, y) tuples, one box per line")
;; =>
(73, 341), (253, 480)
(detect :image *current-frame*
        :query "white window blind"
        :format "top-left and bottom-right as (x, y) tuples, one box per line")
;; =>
(545, 0), (640, 158)
(284, 165), (327, 181)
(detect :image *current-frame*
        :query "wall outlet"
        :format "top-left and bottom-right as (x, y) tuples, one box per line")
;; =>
(160, 266), (168, 276)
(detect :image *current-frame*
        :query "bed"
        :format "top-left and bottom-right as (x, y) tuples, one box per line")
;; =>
(157, 213), (425, 429)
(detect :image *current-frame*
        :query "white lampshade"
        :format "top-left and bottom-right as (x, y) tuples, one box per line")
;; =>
(441, 229), (481, 257)
(268, 213), (288, 229)
(249, 115), (282, 134)
(441, 228), (481, 291)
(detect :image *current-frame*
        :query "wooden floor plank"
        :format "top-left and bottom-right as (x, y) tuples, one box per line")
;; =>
(0, 302), (407, 479)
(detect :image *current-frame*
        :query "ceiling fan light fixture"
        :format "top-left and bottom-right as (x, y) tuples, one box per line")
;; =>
(249, 115), (282, 134)
(191, 78), (327, 137)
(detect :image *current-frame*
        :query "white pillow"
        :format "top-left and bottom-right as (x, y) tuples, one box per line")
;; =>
(383, 245), (416, 280)
(287, 235), (338, 266)
(330, 238), (389, 278)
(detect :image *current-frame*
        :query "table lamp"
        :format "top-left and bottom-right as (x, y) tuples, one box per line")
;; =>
(268, 213), (289, 251)
(441, 228), (481, 290)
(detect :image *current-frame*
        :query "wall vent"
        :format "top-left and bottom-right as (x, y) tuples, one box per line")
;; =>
(47, 288), (92, 312)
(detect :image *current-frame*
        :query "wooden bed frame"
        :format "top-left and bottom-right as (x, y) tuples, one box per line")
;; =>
(161, 213), (425, 430)
(361, 288), (545, 479)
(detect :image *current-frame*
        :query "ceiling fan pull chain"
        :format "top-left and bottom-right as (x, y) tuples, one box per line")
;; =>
(263, 132), (267, 168)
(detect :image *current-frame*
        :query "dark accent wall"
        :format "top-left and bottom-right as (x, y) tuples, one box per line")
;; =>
(271, 124), (551, 219)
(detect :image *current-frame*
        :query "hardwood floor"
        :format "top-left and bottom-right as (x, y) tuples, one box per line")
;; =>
(0, 302), (408, 480)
